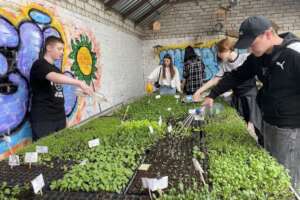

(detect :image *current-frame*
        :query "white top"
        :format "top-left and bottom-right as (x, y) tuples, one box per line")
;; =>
(148, 65), (182, 92)
(216, 53), (250, 77)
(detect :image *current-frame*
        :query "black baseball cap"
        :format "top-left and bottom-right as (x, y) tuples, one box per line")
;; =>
(235, 16), (272, 49)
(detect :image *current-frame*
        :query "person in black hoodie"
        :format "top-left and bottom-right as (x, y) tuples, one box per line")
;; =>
(203, 16), (300, 193)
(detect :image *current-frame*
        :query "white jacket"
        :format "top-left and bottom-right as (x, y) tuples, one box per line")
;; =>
(148, 65), (181, 92)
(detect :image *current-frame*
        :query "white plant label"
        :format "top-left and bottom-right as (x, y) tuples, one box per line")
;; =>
(192, 158), (204, 173)
(155, 95), (161, 99)
(88, 138), (100, 148)
(31, 174), (45, 194)
(36, 146), (48, 154)
(25, 152), (38, 163)
(158, 116), (162, 127)
(138, 164), (151, 171)
(174, 95), (180, 99)
(80, 159), (88, 166)
(148, 126), (154, 134)
(142, 176), (168, 191)
(167, 125), (173, 133)
(9, 155), (20, 167)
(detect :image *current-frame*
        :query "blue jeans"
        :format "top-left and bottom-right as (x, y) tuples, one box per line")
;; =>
(263, 121), (300, 194)
(159, 86), (176, 95)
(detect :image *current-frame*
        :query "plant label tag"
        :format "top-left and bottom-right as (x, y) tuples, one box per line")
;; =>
(148, 126), (154, 134)
(142, 176), (168, 191)
(155, 95), (161, 99)
(138, 164), (151, 171)
(9, 155), (20, 167)
(157, 176), (168, 190)
(142, 178), (155, 190)
(80, 159), (88, 166)
(158, 116), (162, 127)
(192, 158), (204, 173)
(31, 174), (45, 194)
(174, 95), (180, 99)
(167, 125), (173, 133)
(25, 152), (38, 163)
(36, 146), (48, 154)
(88, 138), (100, 148)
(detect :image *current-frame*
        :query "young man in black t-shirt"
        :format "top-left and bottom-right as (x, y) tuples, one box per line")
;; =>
(30, 36), (93, 141)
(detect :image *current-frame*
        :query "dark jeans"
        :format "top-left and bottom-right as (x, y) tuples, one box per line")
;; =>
(31, 119), (66, 141)
(263, 121), (300, 194)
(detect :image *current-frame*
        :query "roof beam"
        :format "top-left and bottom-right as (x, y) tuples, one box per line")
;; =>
(122, 0), (148, 19)
(104, 0), (120, 9)
(135, 0), (169, 25)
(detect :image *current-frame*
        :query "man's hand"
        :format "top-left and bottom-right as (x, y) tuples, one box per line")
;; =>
(79, 81), (93, 96)
(202, 97), (214, 108)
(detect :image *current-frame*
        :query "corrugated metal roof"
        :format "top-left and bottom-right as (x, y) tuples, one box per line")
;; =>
(103, 0), (172, 26)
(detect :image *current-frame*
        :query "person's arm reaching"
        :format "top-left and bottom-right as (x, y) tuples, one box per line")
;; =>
(208, 55), (257, 99)
(193, 77), (221, 101)
(46, 72), (93, 95)
(204, 55), (257, 107)
(174, 68), (182, 93)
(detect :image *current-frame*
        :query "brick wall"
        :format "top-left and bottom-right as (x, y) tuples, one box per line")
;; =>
(142, 0), (300, 81)
(143, 0), (300, 40)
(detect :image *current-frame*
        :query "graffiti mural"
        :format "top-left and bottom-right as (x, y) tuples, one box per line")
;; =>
(157, 40), (220, 80)
(0, 2), (102, 159)
(70, 34), (97, 86)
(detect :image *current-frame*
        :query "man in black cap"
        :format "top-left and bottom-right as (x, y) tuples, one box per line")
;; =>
(202, 15), (300, 193)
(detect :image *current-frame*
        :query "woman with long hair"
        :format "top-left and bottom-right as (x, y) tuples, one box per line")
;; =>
(147, 54), (181, 95)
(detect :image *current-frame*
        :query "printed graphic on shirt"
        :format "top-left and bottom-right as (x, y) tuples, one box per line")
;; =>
(51, 82), (64, 98)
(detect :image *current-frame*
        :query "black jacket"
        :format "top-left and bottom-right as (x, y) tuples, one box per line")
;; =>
(208, 33), (300, 128)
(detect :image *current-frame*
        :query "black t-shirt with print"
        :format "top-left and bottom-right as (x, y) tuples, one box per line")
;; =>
(30, 58), (65, 122)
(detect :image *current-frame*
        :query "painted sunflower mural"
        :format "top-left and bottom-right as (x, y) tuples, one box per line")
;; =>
(69, 34), (97, 85)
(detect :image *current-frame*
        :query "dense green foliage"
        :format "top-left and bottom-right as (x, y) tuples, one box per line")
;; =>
(50, 120), (165, 192)
(8, 94), (293, 199)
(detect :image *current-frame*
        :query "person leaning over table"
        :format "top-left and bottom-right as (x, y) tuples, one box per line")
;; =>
(147, 54), (182, 95)
(201, 16), (300, 193)
(193, 37), (263, 146)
